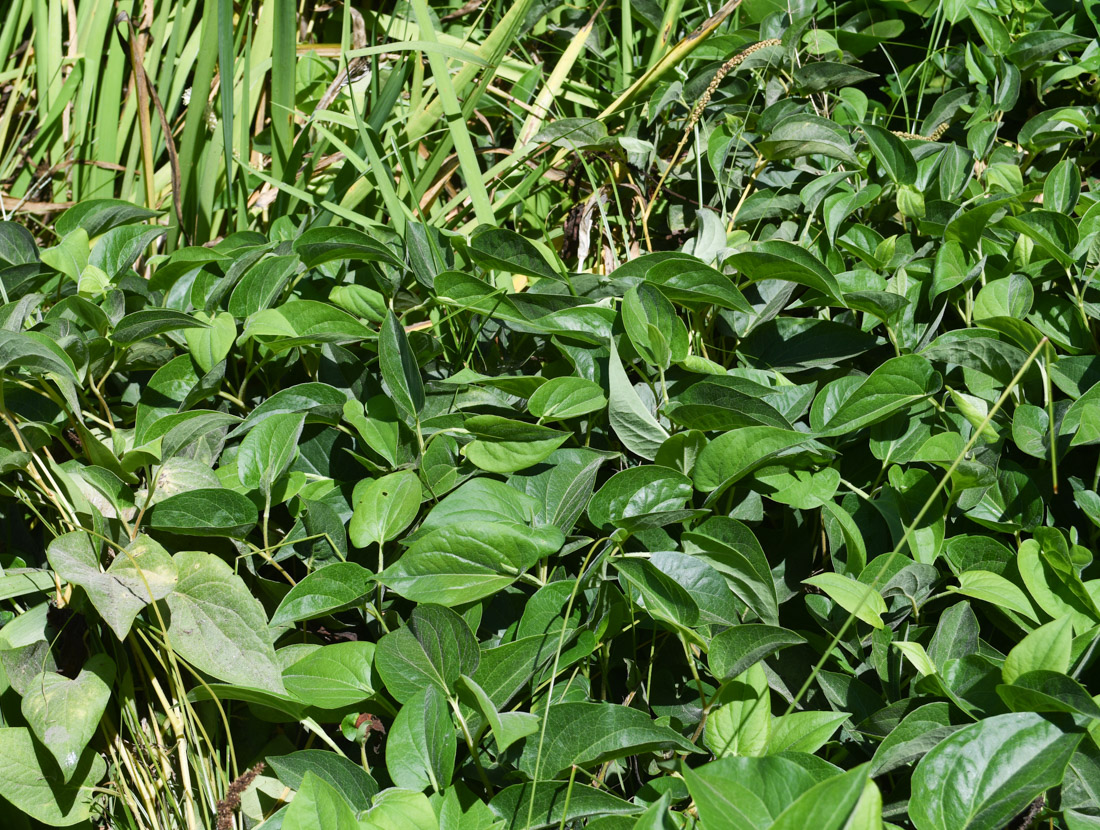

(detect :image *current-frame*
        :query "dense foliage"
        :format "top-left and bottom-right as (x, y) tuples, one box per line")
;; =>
(4, 0), (1100, 828)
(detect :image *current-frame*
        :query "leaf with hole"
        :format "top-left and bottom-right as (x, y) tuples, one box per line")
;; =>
(350, 470), (422, 548)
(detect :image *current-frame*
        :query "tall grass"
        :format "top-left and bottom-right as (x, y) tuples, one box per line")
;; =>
(2, 0), (758, 259)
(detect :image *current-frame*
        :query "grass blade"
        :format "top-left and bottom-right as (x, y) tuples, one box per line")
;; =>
(270, 0), (296, 178)
(406, 0), (494, 225)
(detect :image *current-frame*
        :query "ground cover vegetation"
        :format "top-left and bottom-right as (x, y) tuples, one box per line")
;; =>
(1, 0), (1100, 827)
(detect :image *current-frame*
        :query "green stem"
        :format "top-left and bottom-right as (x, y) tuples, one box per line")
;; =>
(450, 697), (493, 795)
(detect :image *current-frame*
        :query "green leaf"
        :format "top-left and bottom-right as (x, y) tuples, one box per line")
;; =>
(0, 330), (80, 383)
(456, 675), (539, 754)
(380, 310), (425, 419)
(1017, 539), (1100, 632)
(974, 274), (1034, 321)
(41, 228), (89, 281)
(644, 258), (753, 312)
(111, 309), (209, 346)
(228, 254), (300, 318)
(706, 662), (771, 758)
(242, 299), (377, 352)
(386, 685), (456, 792)
(1006, 30), (1089, 69)
(1063, 382), (1100, 446)
(614, 557), (701, 630)
(753, 465), (840, 510)
(184, 310), (236, 374)
(510, 448), (610, 533)
(1044, 158), (1081, 214)
(997, 671), (1100, 720)
(468, 227), (564, 282)
(266, 750), (378, 809)
(1003, 615), (1073, 683)
(870, 702), (960, 777)
(862, 123), (917, 184)
(344, 396), (403, 468)
(912, 713), (1083, 830)
(803, 573), (887, 628)
(282, 642), (377, 709)
(360, 788), (439, 830)
(760, 114), (858, 164)
(518, 702), (700, 778)
(1000, 211), (1079, 268)
(415, 477), (536, 535)
(684, 755), (820, 830)
(350, 470), (422, 548)
(810, 355), (941, 436)
(768, 710), (849, 754)
(587, 466), (694, 530)
(47, 533), (177, 640)
(56, 198), (161, 237)
(527, 377), (607, 420)
(768, 764), (872, 830)
(893, 641), (938, 677)
(270, 562), (375, 626)
(949, 570), (1040, 623)
(379, 523), (562, 605)
(292, 226), (405, 270)
(668, 379), (795, 432)
(794, 62), (877, 93)
(374, 604), (480, 703)
(145, 488), (257, 538)
(1062, 740), (1100, 824)
(463, 420), (569, 473)
(621, 283), (689, 369)
(165, 550), (285, 693)
(708, 624), (806, 682)
(90, 225), (167, 278)
(0, 727), (106, 826)
(281, 771), (360, 830)
(727, 240), (844, 305)
(237, 412), (306, 495)
(608, 338), (669, 460)
(469, 636), (560, 718)
(21, 655), (114, 782)
(633, 791), (677, 830)
(186, 682), (308, 718)
(0, 570), (55, 602)
(683, 518), (780, 625)
(650, 551), (741, 627)
(694, 427), (827, 495)
(330, 283), (387, 323)
(489, 782), (640, 830)
(230, 382), (348, 437)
